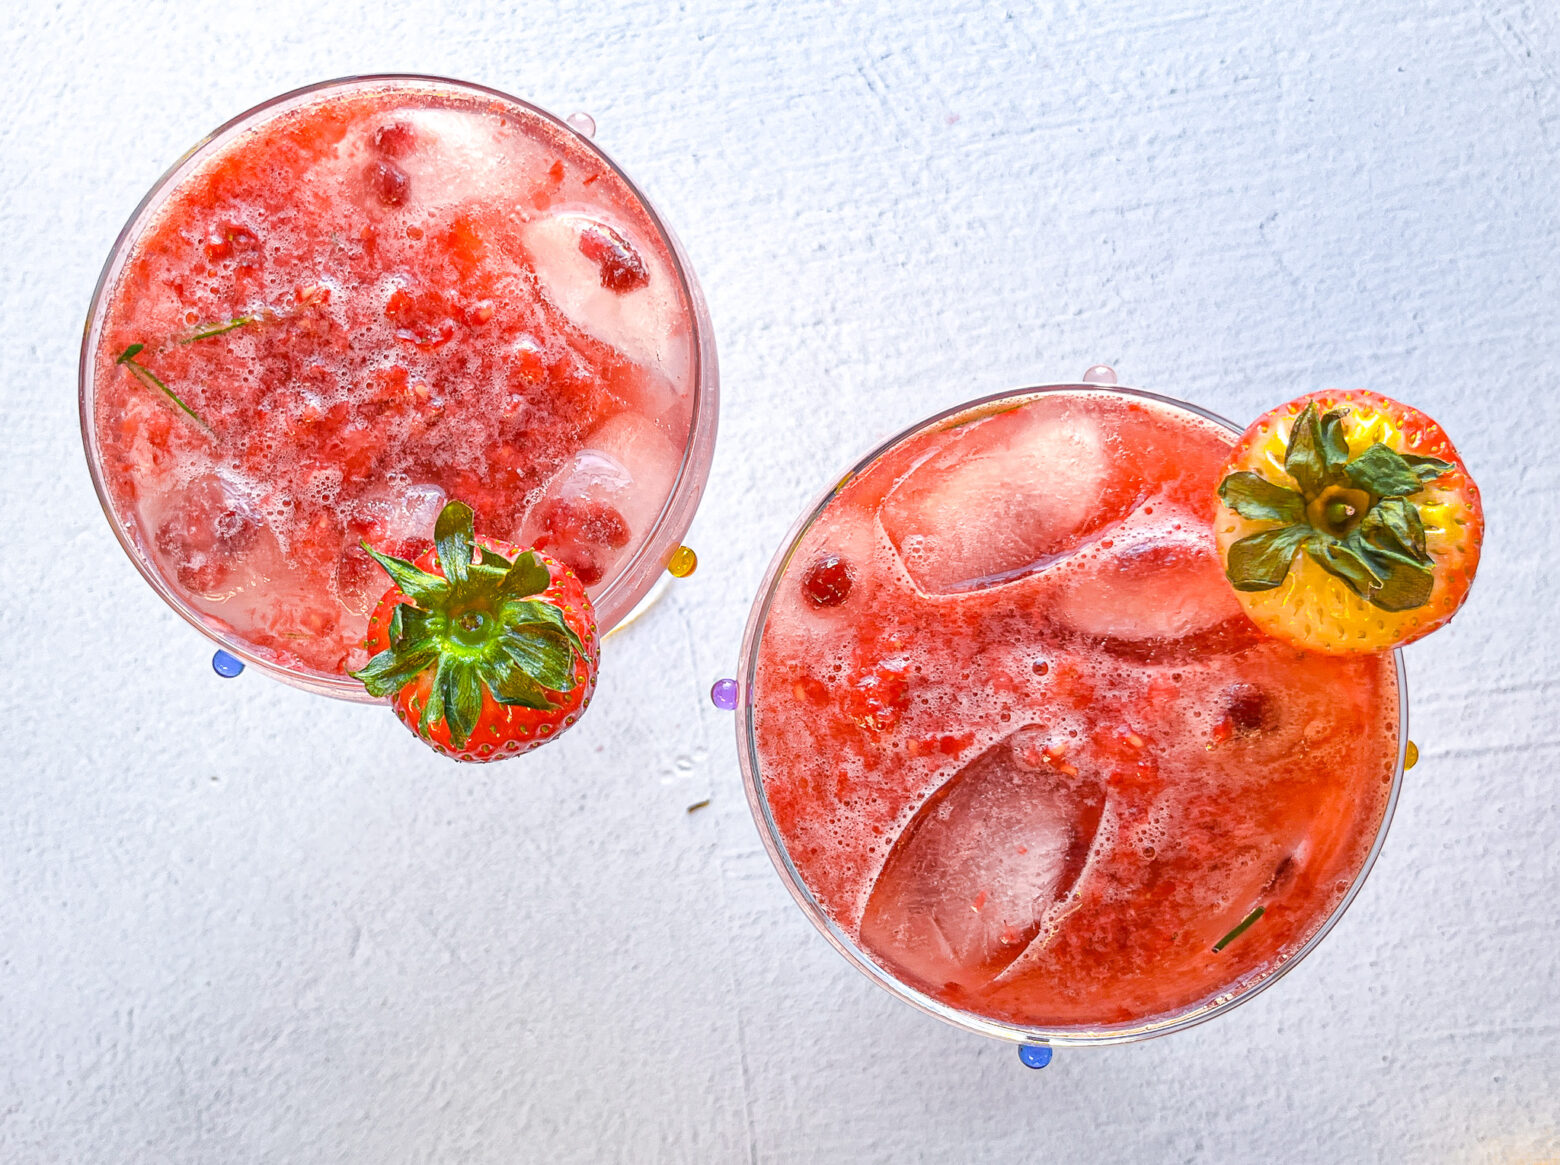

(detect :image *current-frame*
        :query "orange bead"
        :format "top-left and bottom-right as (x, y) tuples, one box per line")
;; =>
(668, 545), (697, 578)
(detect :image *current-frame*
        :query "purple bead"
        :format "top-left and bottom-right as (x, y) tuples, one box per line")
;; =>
(710, 678), (738, 711)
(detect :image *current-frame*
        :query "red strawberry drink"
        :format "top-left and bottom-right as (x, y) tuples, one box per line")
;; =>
(740, 386), (1403, 1040)
(82, 77), (716, 695)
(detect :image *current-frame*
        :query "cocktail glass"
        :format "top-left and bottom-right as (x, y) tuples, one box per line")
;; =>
(80, 75), (717, 700)
(736, 378), (1407, 1047)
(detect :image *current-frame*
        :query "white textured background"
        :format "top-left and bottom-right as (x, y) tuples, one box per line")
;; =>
(3, 1), (1557, 1161)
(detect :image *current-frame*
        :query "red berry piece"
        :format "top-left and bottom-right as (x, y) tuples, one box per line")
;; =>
(1223, 684), (1276, 733)
(580, 502), (630, 549)
(203, 221), (260, 262)
(373, 120), (417, 158)
(395, 320), (455, 351)
(367, 160), (410, 207)
(803, 554), (853, 607)
(845, 659), (911, 733)
(539, 498), (631, 550)
(577, 224), (649, 293)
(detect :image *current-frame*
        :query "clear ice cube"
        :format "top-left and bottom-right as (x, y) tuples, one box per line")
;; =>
(879, 403), (1121, 593)
(148, 471), (264, 599)
(524, 212), (685, 386)
(859, 728), (1105, 996)
(517, 413), (679, 588)
(337, 483), (447, 614)
(1050, 531), (1253, 658)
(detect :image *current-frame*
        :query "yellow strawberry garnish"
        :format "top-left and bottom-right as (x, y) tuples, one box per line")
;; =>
(1214, 389), (1483, 655)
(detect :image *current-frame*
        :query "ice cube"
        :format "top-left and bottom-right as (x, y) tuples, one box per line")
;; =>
(147, 471), (265, 599)
(859, 729), (1105, 996)
(880, 402), (1126, 594)
(342, 480), (445, 549)
(337, 483), (446, 614)
(357, 107), (540, 213)
(517, 413), (680, 589)
(1049, 531), (1256, 661)
(524, 212), (686, 383)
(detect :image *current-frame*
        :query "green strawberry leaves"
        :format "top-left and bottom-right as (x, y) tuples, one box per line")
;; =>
(349, 500), (587, 749)
(1225, 524), (1318, 590)
(1343, 442), (1427, 499)
(1281, 405), (1332, 495)
(361, 543), (450, 607)
(435, 500), (475, 586)
(1218, 401), (1451, 612)
(1217, 472), (1307, 525)
(1281, 403), (1353, 494)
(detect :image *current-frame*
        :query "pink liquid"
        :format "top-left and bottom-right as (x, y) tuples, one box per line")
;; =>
(751, 390), (1399, 1030)
(90, 82), (697, 675)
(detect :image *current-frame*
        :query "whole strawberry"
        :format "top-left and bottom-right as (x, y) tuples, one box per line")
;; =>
(1214, 390), (1483, 654)
(350, 500), (599, 761)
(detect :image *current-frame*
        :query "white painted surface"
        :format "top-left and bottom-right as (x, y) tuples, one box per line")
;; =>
(3, 1), (1557, 1161)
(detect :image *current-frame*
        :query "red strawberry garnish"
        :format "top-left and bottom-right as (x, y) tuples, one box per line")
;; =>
(350, 500), (599, 762)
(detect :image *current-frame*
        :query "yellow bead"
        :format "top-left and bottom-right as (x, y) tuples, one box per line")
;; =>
(667, 545), (698, 578)
(1404, 740), (1419, 770)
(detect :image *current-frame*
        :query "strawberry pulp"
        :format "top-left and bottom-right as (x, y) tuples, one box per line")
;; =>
(750, 390), (1400, 1030)
(90, 82), (698, 676)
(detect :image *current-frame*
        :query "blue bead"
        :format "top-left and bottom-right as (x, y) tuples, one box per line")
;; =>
(1018, 1044), (1053, 1070)
(212, 650), (245, 678)
(710, 677), (738, 711)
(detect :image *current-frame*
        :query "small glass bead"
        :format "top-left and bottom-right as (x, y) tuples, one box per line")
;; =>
(668, 545), (698, 578)
(710, 678), (738, 710)
(212, 650), (245, 678)
(1082, 364), (1118, 385)
(1405, 740), (1419, 769)
(1018, 1044), (1053, 1069)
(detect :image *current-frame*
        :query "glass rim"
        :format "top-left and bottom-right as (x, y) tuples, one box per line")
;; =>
(735, 382), (1409, 1047)
(79, 73), (717, 701)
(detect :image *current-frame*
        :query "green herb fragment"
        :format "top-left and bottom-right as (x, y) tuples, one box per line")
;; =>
(1217, 401), (1446, 613)
(686, 799), (711, 814)
(115, 344), (213, 434)
(181, 314), (256, 343)
(1212, 906), (1266, 953)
